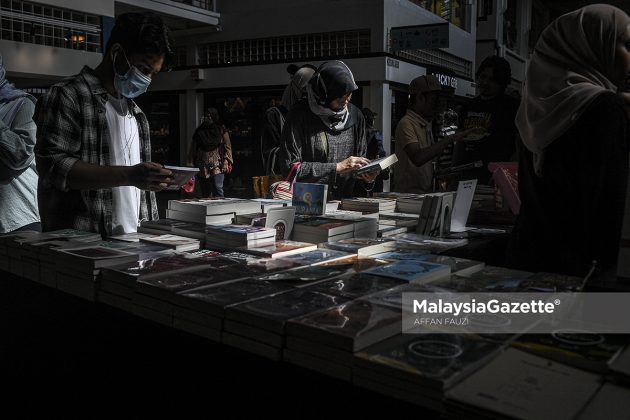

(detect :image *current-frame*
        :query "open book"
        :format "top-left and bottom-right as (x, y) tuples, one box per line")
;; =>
(353, 155), (398, 176)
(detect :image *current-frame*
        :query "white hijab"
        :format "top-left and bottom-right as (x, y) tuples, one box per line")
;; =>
(516, 4), (630, 176)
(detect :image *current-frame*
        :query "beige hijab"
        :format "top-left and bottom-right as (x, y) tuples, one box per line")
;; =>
(516, 4), (630, 176)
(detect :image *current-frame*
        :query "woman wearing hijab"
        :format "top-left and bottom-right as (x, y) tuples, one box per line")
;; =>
(261, 64), (316, 174)
(279, 60), (376, 199)
(0, 54), (41, 232)
(507, 5), (630, 276)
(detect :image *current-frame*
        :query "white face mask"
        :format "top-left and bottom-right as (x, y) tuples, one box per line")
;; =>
(112, 49), (151, 99)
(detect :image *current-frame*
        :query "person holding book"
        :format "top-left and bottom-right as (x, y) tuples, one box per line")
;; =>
(0, 54), (41, 233)
(278, 60), (377, 199)
(394, 75), (478, 194)
(35, 12), (174, 236)
(507, 4), (630, 277)
(187, 107), (233, 198)
(455, 56), (520, 184)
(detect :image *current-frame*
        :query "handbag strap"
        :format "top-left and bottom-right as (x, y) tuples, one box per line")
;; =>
(285, 162), (301, 186)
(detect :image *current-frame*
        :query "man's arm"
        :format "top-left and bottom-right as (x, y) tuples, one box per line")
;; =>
(0, 98), (36, 180)
(404, 128), (477, 168)
(67, 161), (172, 191)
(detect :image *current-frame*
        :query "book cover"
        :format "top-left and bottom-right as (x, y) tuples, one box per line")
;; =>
(265, 206), (296, 240)
(109, 232), (158, 243)
(319, 238), (396, 256)
(444, 349), (600, 420)
(226, 289), (349, 333)
(176, 278), (294, 317)
(511, 328), (627, 373)
(371, 250), (431, 261)
(136, 266), (249, 300)
(355, 332), (503, 390)
(278, 249), (353, 266)
(286, 299), (403, 352)
(239, 240), (317, 259)
(353, 154), (398, 175)
(292, 183), (328, 216)
(362, 260), (451, 283)
(163, 165), (199, 191)
(255, 264), (351, 288)
(310, 272), (406, 300)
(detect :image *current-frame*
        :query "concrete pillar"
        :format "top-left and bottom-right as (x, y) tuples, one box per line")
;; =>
(368, 81), (392, 192)
(181, 89), (204, 165)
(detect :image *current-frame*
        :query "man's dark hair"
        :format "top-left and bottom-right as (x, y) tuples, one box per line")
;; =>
(106, 12), (174, 72)
(476, 56), (511, 89)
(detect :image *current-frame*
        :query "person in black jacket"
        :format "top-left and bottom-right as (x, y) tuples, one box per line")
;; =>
(279, 60), (377, 199)
(507, 4), (630, 277)
(261, 64), (315, 174)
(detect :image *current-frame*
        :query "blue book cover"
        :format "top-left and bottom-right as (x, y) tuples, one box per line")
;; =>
(362, 260), (451, 283)
(292, 183), (328, 216)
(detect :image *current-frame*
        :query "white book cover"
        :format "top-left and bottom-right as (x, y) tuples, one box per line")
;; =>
(446, 349), (601, 420)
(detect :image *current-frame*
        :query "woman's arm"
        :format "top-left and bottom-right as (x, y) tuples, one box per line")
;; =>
(0, 98), (36, 180)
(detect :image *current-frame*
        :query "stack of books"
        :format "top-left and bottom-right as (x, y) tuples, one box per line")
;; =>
(55, 246), (139, 301)
(139, 234), (200, 252)
(2, 229), (101, 279)
(205, 225), (277, 250)
(377, 212), (419, 237)
(292, 218), (355, 243)
(251, 198), (290, 213)
(275, 248), (353, 266)
(171, 278), (295, 343)
(234, 212), (267, 226)
(307, 271), (407, 301)
(137, 218), (189, 235)
(413, 254), (485, 277)
(341, 197), (396, 214)
(166, 197), (260, 225)
(169, 222), (208, 242)
(429, 265), (534, 293)
(361, 259), (451, 284)
(132, 258), (257, 327)
(354, 333), (504, 412)
(237, 240), (317, 259)
(253, 262), (357, 289)
(284, 299), (403, 381)
(223, 288), (349, 361)
(319, 238), (396, 256)
(99, 252), (222, 312)
(395, 194), (426, 214)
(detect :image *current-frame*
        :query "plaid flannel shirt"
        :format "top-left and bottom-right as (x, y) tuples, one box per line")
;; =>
(35, 66), (159, 235)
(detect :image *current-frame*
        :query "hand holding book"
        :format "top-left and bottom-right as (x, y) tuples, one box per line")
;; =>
(459, 126), (489, 142)
(336, 156), (370, 174)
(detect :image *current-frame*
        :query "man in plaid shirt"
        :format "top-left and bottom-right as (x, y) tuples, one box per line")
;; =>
(35, 12), (174, 236)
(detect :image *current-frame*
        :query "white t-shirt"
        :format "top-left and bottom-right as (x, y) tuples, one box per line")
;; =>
(105, 95), (141, 235)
